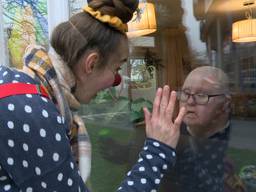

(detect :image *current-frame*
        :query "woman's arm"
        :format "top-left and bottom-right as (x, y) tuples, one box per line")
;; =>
(117, 86), (186, 191)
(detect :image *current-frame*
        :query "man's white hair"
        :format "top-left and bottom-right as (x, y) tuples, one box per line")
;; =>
(187, 66), (230, 94)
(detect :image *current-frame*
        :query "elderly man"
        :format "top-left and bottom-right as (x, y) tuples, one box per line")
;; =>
(160, 66), (232, 192)
(179, 66), (231, 138)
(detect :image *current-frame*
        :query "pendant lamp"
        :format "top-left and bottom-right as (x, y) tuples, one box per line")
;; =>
(127, 2), (157, 38)
(232, 1), (256, 43)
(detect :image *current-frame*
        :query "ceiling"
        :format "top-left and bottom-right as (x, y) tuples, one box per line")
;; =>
(153, 0), (184, 28)
(151, 0), (256, 29)
(213, 0), (256, 13)
(145, 0), (256, 33)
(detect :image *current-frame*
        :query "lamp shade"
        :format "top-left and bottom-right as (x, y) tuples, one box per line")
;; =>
(232, 18), (256, 43)
(127, 2), (156, 38)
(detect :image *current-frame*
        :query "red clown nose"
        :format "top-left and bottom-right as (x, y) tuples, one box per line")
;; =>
(112, 73), (122, 86)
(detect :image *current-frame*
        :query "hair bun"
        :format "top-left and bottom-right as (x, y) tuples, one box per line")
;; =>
(87, 0), (139, 23)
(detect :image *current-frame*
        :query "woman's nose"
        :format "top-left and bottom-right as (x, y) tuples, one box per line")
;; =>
(112, 73), (122, 86)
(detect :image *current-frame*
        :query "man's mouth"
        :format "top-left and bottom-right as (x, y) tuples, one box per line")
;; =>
(185, 111), (196, 118)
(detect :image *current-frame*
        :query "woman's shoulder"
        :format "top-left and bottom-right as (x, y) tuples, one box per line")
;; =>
(0, 65), (38, 85)
(0, 65), (59, 121)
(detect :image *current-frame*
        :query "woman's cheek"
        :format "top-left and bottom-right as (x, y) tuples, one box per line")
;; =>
(101, 75), (115, 90)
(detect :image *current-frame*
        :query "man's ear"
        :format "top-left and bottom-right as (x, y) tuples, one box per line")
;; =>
(82, 52), (99, 74)
(222, 96), (231, 113)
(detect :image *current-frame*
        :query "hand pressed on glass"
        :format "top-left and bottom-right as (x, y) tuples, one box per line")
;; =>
(143, 85), (186, 149)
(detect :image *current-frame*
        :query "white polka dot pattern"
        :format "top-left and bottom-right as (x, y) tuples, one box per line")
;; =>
(117, 138), (176, 192)
(0, 65), (90, 191)
(0, 66), (177, 192)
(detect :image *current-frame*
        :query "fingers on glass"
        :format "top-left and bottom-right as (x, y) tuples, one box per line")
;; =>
(143, 107), (151, 129)
(152, 87), (162, 118)
(160, 86), (170, 116)
(166, 91), (176, 119)
(174, 106), (186, 127)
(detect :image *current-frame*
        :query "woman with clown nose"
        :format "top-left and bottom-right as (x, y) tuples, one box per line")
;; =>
(0, 0), (186, 191)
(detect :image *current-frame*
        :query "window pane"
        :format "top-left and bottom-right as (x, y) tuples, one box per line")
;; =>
(1, 1), (255, 191)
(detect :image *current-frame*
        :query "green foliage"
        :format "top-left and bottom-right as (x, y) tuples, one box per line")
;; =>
(85, 122), (133, 192)
(91, 89), (117, 104)
(82, 89), (153, 123)
(131, 98), (153, 123)
(228, 148), (256, 174)
(239, 165), (256, 190)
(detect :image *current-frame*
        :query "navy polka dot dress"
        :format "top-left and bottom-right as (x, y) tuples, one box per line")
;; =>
(160, 125), (230, 192)
(0, 66), (176, 192)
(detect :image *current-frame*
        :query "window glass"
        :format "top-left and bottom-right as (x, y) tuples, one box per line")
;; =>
(83, 1), (256, 191)
(1, 1), (255, 191)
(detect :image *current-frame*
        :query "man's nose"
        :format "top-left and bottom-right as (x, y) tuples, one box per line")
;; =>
(187, 95), (196, 105)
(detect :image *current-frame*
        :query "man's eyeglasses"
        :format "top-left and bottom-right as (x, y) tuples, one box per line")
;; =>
(177, 90), (225, 105)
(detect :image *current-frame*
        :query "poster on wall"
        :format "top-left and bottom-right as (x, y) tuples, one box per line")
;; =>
(2, 0), (48, 68)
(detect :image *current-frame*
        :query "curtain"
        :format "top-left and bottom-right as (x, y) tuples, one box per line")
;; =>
(156, 26), (191, 91)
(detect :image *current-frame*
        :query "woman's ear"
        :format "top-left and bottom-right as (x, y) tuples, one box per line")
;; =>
(82, 52), (99, 74)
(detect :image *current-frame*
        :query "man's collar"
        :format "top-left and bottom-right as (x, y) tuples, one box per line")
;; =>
(185, 121), (231, 140)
